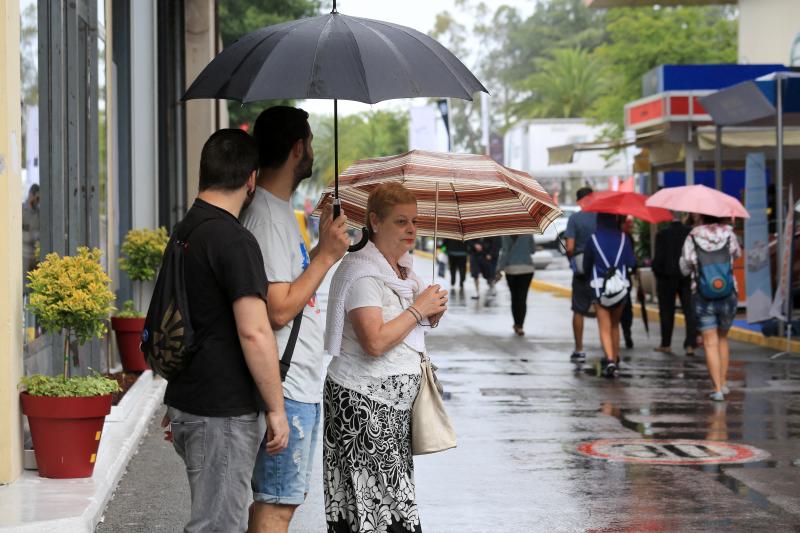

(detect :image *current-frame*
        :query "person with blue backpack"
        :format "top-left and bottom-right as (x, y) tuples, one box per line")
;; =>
(583, 213), (637, 378)
(680, 214), (741, 401)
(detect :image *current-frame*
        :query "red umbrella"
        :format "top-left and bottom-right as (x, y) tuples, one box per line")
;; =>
(578, 191), (673, 224)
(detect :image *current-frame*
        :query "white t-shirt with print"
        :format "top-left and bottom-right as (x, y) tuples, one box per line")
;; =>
(240, 187), (324, 404)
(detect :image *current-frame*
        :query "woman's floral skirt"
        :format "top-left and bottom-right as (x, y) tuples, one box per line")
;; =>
(324, 375), (422, 533)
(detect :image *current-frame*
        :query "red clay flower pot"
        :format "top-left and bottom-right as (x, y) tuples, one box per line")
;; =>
(111, 317), (148, 371)
(21, 392), (113, 478)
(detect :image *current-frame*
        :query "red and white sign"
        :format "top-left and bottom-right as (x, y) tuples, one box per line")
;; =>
(577, 438), (770, 466)
(624, 91), (714, 130)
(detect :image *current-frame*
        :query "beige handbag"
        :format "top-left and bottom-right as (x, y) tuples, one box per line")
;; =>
(411, 356), (456, 455)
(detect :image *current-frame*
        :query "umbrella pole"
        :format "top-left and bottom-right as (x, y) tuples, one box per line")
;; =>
(433, 181), (439, 283)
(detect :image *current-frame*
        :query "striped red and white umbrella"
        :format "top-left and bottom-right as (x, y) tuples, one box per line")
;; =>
(314, 150), (561, 240)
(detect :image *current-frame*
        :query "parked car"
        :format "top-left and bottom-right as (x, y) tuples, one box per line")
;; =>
(538, 205), (580, 252)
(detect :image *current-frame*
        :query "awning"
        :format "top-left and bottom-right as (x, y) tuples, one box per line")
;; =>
(697, 126), (800, 150)
(548, 129), (662, 165)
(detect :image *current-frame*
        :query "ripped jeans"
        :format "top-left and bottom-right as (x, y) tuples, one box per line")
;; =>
(251, 398), (321, 505)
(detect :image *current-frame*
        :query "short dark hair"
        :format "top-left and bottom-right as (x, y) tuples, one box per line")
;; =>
(253, 106), (311, 169)
(198, 129), (259, 192)
(700, 214), (724, 224)
(576, 186), (593, 201)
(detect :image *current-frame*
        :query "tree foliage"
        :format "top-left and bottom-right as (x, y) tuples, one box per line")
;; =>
(217, 0), (323, 128)
(515, 47), (608, 119)
(307, 110), (409, 193)
(589, 5), (738, 136)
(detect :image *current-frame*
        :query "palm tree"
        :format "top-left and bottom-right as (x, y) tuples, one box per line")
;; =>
(515, 47), (607, 119)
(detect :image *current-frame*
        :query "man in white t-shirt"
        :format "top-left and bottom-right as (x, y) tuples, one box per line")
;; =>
(241, 106), (349, 533)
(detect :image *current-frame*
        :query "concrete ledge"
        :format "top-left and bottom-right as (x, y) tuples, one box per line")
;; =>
(0, 376), (167, 532)
(531, 279), (800, 353)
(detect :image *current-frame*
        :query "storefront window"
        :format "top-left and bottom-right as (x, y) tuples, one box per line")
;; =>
(98, 0), (108, 271)
(20, 0), (40, 346)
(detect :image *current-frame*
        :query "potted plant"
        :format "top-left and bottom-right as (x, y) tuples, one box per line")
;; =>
(112, 227), (169, 371)
(21, 246), (119, 478)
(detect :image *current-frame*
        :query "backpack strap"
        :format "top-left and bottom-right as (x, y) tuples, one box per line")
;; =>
(613, 234), (625, 267)
(591, 234), (612, 268)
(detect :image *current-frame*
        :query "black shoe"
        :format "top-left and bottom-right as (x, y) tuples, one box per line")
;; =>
(601, 359), (619, 378)
(570, 351), (586, 362)
(624, 337), (634, 349)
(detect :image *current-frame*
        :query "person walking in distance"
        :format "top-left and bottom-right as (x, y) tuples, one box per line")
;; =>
(620, 216), (635, 349)
(564, 187), (598, 361)
(584, 214), (637, 378)
(468, 236), (500, 299)
(443, 238), (468, 291)
(162, 129), (289, 533)
(653, 213), (697, 355)
(241, 106), (350, 533)
(680, 214), (741, 401)
(497, 234), (536, 336)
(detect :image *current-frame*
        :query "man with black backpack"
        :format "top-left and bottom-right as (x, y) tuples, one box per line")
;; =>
(159, 129), (289, 533)
(241, 106), (350, 533)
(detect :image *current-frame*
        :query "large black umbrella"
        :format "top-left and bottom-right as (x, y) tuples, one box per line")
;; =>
(183, 1), (487, 250)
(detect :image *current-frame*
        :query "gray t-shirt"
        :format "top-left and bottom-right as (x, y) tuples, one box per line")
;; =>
(564, 211), (597, 254)
(240, 187), (324, 404)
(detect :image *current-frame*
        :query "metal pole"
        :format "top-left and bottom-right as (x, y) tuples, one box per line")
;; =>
(714, 125), (723, 190)
(433, 182), (439, 282)
(685, 134), (696, 185)
(776, 76), (785, 277)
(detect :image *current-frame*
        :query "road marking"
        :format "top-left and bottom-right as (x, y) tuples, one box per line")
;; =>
(577, 438), (770, 465)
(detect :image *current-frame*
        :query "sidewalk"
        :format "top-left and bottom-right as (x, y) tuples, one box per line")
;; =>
(96, 255), (800, 532)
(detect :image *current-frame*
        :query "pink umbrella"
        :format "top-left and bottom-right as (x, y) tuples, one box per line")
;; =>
(645, 184), (750, 219)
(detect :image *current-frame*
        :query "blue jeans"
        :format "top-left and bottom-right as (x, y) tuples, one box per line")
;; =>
(251, 398), (321, 505)
(694, 292), (737, 332)
(168, 407), (265, 533)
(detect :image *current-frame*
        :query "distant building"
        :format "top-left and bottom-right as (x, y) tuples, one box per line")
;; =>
(503, 118), (631, 203)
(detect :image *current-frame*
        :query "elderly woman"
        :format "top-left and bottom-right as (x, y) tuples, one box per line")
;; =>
(323, 183), (448, 533)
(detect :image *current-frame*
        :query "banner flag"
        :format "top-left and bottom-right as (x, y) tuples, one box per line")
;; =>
(770, 183), (795, 320)
(744, 153), (772, 323)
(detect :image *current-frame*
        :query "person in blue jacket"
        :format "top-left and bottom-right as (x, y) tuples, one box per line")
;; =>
(584, 213), (637, 378)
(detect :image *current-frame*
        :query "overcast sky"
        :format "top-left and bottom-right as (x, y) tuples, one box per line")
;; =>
(299, 0), (535, 116)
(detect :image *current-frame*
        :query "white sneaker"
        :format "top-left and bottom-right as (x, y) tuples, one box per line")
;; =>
(721, 385), (730, 395)
(709, 391), (725, 402)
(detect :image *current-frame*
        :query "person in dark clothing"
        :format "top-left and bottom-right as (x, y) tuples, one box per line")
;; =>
(443, 238), (468, 289)
(620, 216), (635, 349)
(652, 214), (697, 355)
(468, 236), (501, 299)
(497, 235), (536, 336)
(162, 129), (289, 533)
(565, 187), (598, 361)
(584, 213), (637, 378)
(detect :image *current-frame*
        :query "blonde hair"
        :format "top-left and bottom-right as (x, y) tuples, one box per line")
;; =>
(366, 182), (417, 233)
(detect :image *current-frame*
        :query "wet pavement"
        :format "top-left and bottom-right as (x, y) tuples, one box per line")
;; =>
(97, 257), (800, 532)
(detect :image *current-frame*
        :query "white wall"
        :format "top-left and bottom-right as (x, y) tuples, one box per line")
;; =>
(504, 119), (629, 180)
(739, 0), (800, 65)
(129, 0), (158, 230)
(408, 104), (449, 152)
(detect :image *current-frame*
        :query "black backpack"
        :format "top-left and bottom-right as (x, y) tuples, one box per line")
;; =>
(141, 217), (304, 382)
(141, 218), (212, 380)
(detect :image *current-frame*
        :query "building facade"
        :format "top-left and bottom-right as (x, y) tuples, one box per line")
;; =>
(0, 0), (223, 484)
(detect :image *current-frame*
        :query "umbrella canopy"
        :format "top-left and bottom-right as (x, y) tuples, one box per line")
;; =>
(578, 191), (672, 224)
(313, 150), (561, 240)
(645, 184), (750, 219)
(183, 10), (486, 105)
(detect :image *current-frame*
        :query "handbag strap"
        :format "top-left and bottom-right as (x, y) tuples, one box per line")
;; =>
(279, 310), (303, 382)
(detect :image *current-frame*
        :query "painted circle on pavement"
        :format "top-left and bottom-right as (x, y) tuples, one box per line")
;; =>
(576, 438), (770, 465)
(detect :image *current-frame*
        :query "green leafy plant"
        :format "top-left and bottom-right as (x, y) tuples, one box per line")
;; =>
(119, 227), (169, 312)
(26, 247), (116, 380)
(114, 299), (144, 319)
(19, 372), (120, 398)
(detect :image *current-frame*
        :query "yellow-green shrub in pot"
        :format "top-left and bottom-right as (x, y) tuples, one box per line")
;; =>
(21, 247), (120, 478)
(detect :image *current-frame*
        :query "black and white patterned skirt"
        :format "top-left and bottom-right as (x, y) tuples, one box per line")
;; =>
(324, 375), (422, 533)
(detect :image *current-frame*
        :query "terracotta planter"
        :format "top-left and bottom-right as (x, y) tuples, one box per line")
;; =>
(21, 392), (113, 478)
(111, 317), (148, 371)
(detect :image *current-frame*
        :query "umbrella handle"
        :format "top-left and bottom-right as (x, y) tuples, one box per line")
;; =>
(333, 200), (370, 252)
